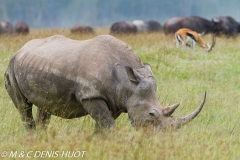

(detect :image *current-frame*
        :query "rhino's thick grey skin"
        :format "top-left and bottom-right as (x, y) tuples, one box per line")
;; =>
(4, 35), (206, 130)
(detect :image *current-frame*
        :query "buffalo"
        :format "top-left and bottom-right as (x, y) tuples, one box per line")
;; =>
(212, 16), (240, 38)
(4, 35), (206, 131)
(132, 20), (161, 32)
(146, 20), (162, 32)
(0, 21), (13, 35)
(70, 25), (94, 34)
(132, 20), (148, 32)
(163, 16), (214, 35)
(15, 21), (29, 35)
(110, 21), (137, 34)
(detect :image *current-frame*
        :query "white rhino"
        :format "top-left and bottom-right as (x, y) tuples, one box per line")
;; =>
(4, 35), (206, 130)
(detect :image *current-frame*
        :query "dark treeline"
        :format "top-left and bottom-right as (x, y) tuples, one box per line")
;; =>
(0, 0), (239, 28)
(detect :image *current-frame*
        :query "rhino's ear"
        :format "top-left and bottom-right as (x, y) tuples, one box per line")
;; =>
(125, 66), (143, 83)
(144, 63), (153, 73)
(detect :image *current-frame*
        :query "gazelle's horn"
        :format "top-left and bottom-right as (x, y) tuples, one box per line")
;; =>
(208, 33), (216, 52)
(199, 31), (205, 37)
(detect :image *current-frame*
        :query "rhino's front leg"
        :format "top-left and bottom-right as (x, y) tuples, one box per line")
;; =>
(82, 99), (115, 128)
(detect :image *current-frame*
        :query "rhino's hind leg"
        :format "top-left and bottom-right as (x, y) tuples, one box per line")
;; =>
(4, 70), (36, 130)
(8, 93), (35, 130)
(82, 99), (115, 129)
(8, 94), (35, 130)
(35, 108), (51, 129)
(18, 101), (36, 130)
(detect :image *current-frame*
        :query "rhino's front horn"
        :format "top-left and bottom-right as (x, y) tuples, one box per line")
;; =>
(163, 103), (180, 116)
(171, 91), (206, 129)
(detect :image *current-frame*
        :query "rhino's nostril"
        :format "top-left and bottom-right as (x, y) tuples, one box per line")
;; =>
(149, 112), (155, 116)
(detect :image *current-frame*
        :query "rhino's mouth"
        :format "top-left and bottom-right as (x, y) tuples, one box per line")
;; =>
(129, 115), (156, 128)
(128, 115), (136, 127)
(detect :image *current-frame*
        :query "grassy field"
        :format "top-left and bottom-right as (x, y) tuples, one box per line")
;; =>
(1, 28), (240, 160)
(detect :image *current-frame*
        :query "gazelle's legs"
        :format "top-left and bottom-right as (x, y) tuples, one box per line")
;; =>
(186, 36), (196, 50)
(175, 35), (184, 47)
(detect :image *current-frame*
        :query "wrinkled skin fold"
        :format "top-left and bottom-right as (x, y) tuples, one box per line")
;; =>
(4, 35), (206, 131)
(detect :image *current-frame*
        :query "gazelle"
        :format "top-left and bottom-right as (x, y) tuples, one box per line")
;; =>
(174, 28), (216, 52)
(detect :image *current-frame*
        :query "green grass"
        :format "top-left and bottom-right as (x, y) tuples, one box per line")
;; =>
(1, 29), (240, 160)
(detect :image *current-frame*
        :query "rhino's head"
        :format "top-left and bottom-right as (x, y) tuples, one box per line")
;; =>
(125, 64), (206, 130)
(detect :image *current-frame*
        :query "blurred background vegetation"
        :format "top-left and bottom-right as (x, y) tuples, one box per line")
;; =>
(0, 0), (239, 28)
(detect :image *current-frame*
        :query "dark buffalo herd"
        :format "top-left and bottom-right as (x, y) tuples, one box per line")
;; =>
(110, 21), (137, 34)
(110, 16), (240, 38)
(0, 21), (29, 35)
(132, 20), (161, 32)
(110, 20), (161, 34)
(70, 25), (94, 34)
(1, 15), (239, 38)
(212, 16), (240, 38)
(163, 16), (240, 38)
(163, 16), (213, 34)
(15, 21), (29, 35)
(0, 21), (13, 34)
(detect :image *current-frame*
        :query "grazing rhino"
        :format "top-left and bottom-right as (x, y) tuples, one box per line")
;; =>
(4, 35), (206, 131)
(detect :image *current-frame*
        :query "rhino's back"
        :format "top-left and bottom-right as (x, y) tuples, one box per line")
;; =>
(14, 35), (143, 85)
(15, 35), (142, 69)
(12, 35), (143, 116)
